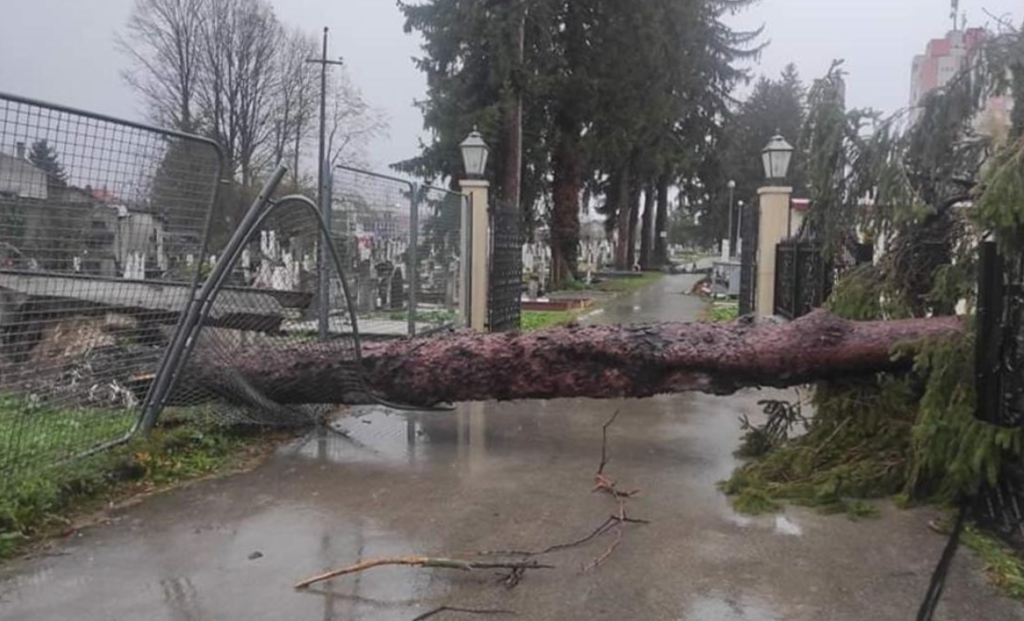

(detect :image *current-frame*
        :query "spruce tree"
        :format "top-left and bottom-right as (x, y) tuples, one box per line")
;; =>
(28, 139), (67, 188)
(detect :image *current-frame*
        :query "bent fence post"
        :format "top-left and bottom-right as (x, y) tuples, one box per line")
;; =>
(139, 166), (289, 433)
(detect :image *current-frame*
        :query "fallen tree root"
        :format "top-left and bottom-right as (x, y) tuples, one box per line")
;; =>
(294, 557), (554, 589)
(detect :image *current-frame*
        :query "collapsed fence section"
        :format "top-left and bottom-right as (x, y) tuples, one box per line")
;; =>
(0, 92), (222, 485)
(159, 183), (366, 427)
(331, 166), (467, 338)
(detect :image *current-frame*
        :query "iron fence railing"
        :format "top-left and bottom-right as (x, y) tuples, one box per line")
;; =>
(0, 91), (222, 484)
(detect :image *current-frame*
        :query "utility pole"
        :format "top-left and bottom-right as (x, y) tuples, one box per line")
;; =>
(307, 27), (345, 341)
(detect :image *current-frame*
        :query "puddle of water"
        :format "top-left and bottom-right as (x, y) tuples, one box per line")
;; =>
(283, 403), (519, 482)
(683, 595), (782, 621)
(0, 507), (438, 621)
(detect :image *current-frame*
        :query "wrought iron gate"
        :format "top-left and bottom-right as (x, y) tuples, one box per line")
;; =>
(973, 240), (1024, 550)
(488, 202), (523, 332)
(738, 202), (759, 316)
(773, 240), (827, 320)
(976, 240), (1024, 429)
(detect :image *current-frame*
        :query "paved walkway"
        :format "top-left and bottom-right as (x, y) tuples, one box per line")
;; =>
(1, 275), (1020, 620)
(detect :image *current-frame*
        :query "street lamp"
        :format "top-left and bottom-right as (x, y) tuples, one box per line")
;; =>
(736, 200), (745, 256)
(761, 134), (794, 183)
(460, 128), (490, 179)
(726, 180), (736, 259)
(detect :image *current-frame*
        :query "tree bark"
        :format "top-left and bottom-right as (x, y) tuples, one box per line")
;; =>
(550, 120), (581, 289)
(182, 311), (965, 408)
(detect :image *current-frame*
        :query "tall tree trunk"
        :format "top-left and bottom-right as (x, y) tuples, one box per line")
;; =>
(639, 183), (655, 269)
(550, 119), (582, 289)
(501, 3), (525, 213)
(614, 169), (632, 271)
(626, 178), (641, 269)
(654, 173), (670, 266)
(180, 311), (965, 408)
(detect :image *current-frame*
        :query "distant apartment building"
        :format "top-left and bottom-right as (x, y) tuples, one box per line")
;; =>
(909, 28), (1013, 131)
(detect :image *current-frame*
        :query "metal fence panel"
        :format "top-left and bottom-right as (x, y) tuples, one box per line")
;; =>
(331, 166), (466, 338)
(0, 92), (221, 484)
(416, 185), (468, 335)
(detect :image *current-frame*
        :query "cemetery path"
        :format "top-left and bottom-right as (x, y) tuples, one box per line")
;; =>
(1, 274), (1020, 621)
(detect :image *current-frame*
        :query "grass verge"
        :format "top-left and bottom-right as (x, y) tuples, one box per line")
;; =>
(702, 301), (739, 323)
(963, 526), (1024, 599)
(1, 409), (280, 561)
(521, 310), (580, 332)
(587, 271), (664, 294)
(521, 272), (665, 332)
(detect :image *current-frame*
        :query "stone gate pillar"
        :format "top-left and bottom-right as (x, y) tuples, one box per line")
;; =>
(755, 186), (793, 318)
(459, 179), (490, 332)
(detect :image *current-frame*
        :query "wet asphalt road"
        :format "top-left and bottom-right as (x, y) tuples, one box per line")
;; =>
(1, 274), (1021, 621)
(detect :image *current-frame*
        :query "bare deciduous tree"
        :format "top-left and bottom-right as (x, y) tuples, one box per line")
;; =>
(271, 28), (319, 186)
(326, 71), (388, 169)
(118, 0), (205, 132)
(120, 0), (387, 187)
(198, 0), (282, 187)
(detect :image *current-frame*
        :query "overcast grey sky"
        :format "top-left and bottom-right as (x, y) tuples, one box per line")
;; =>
(1, 0), (1021, 171)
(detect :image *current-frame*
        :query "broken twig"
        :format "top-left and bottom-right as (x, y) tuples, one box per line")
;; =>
(596, 409), (621, 476)
(412, 606), (516, 621)
(294, 556), (553, 589)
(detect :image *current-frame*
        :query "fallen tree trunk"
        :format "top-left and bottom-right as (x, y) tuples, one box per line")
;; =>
(181, 310), (965, 407)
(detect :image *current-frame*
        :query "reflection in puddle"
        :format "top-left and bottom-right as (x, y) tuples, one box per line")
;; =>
(161, 576), (203, 621)
(286, 404), (493, 474)
(684, 595), (782, 621)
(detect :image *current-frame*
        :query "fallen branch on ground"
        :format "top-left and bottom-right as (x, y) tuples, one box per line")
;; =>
(294, 556), (554, 589)
(580, 411), (644, 572)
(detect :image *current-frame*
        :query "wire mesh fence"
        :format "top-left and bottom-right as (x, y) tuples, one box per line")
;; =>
(0, 92), (222, 485)
(331, 166), (467, 338)
(414, 184), (469, 334)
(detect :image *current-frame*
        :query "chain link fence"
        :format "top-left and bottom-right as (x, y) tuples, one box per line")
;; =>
(0, 92), (222, 485)
(331, 166), (467, 338)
